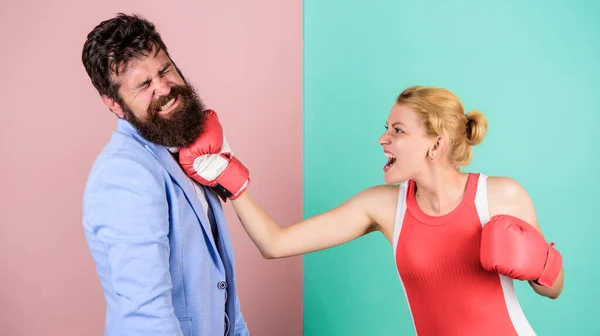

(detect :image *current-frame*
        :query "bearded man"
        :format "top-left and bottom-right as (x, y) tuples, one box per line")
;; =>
(81, 13), (250, 336)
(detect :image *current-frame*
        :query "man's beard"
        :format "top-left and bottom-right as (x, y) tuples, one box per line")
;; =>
(121, 84), (207, 148)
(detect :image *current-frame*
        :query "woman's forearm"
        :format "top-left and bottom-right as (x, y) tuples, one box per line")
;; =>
(230, 186), (380, 259)
(231, 191), (283, 258)
(529, 268), (564, 299)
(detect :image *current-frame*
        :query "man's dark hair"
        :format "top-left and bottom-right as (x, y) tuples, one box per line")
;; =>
(81, 13), (169, 103)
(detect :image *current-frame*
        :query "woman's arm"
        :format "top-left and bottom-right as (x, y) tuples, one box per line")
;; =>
(231, 185), (394, 259)
(487, 177), (564, 299)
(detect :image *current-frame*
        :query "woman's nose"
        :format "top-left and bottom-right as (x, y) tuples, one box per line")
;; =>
(378, 133), (391, 146)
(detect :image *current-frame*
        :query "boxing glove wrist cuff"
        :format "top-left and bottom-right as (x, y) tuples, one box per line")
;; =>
(230, 179), (249, 200)
(213, 155), (250, 202)
(213, 179), (249, 202)
(535, 242), (563, 288)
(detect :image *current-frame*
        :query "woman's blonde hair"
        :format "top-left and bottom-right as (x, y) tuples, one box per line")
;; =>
(396, 86), (488, 168)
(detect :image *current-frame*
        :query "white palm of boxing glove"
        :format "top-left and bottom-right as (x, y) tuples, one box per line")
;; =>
(179, 110), (250, 201)
(192, 135), (231, 180)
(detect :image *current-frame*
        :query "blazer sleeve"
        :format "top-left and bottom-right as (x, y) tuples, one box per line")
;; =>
(233, 293), (250, 336)
(84, 156), (182, 335)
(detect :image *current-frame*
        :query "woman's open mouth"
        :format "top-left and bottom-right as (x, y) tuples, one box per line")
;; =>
(384, 152), (396, 172)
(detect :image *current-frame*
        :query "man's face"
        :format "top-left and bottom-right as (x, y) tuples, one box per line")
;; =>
(103, 48), (207, 148)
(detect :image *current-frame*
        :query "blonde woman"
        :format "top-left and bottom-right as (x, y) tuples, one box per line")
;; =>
(180, 86), (564, 335)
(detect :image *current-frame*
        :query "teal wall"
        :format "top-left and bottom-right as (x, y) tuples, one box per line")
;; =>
(303, 0), (599, 335)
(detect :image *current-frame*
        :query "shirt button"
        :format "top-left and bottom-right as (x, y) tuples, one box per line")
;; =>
(218, 280), (227, 290)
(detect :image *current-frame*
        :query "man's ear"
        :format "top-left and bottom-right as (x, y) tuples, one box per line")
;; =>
(101, 95), (125, 118)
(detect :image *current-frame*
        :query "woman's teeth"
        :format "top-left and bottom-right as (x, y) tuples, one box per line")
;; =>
(160, 97), (176, 111)
(385, 153), (396, 167)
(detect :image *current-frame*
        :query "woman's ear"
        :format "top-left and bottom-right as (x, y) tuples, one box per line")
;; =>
(428, 136), (447, 160)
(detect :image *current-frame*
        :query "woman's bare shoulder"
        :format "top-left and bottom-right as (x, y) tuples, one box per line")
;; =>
(485, 175), (538, 228)
(361, 183), (402, 197)
(355, 183), (403, 208)
(486, 175), (528, 201)
(356, 183), (404, 241)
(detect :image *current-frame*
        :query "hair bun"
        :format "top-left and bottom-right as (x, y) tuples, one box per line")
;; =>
(465, 110), (488, 146)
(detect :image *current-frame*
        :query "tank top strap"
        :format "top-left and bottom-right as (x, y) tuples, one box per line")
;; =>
(463, 172), (480, 203)
(393, 181), (410, 255)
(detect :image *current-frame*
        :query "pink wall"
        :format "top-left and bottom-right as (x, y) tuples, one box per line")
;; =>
(0, 1), (303, 335)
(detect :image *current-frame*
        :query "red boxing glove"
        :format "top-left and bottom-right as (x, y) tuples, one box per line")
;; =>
(480, 214), (562, 288)
(179, 110), (250, 201)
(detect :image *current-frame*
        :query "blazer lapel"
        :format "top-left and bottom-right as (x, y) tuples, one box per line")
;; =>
(154, 146), (221, 255)
(204, 186), (233, 264)
(116, 119), (222, 264)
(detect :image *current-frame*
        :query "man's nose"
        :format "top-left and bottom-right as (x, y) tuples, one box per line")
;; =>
(153, 76), (171, 97)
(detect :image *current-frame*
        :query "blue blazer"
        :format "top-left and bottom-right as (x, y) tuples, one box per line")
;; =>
(82, 118), (250, 336)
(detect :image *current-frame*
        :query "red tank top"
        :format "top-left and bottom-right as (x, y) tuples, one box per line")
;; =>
(393, 173), (536, 335)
